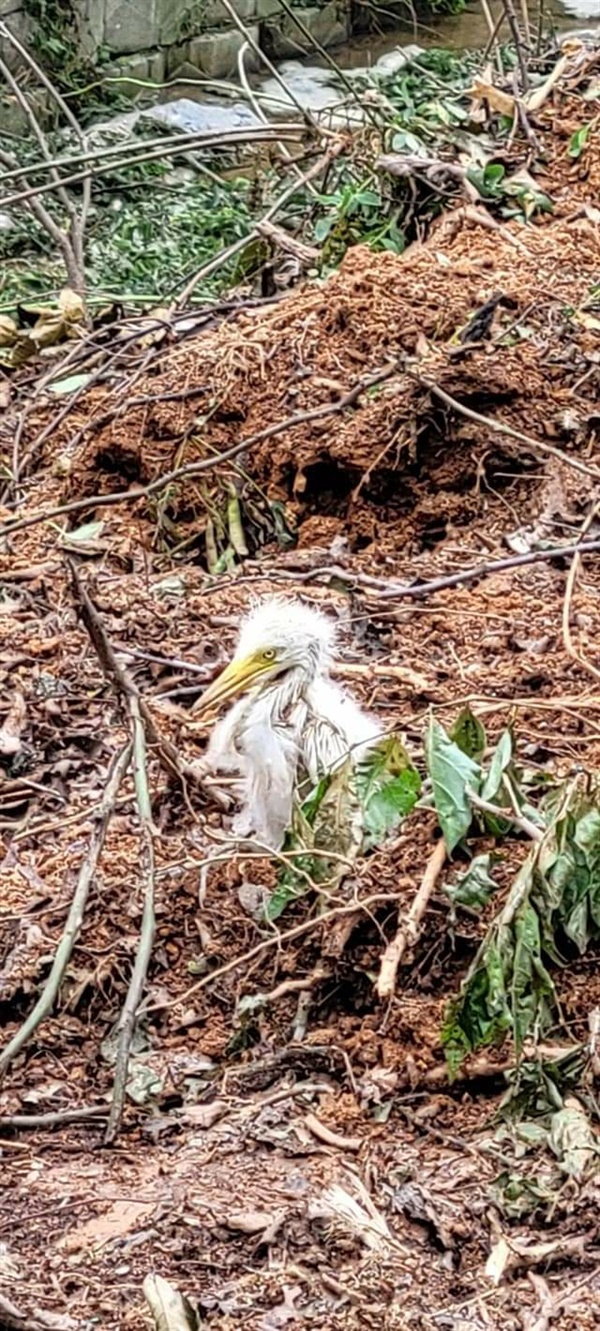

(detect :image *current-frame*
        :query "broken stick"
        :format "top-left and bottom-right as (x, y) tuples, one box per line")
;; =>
(376, 837), (447, 999)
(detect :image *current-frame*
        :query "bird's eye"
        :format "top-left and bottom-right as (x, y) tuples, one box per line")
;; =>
(262, 649), (276, 662)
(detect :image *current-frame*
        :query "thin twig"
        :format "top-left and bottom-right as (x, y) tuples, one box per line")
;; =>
(413, 374), (600, 480)
(65, 571), (158, 1144)
(0, 743), (132, 1077)
(501, 0), (529, 89)
(479, 0), (504, 74)
(0, 145), (83, 296)
(104, 694), (156, 1144)
(0, 126), (304, 211)
(376, 838), (447, 999)
(230, 539), (600, 603)
(0, 20), (91, 276)
(143, 894), (400, 1014)
(0, 1105), (109, 1130)
(276, 0), (381, 130)
(213, 0), (319, 129)
(67, 562), (215, 803)
(562, 502), (600, 685)
(466, 786), (543, 841)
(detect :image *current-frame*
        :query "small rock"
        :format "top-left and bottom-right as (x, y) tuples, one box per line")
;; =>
(142, 97), (262, 135)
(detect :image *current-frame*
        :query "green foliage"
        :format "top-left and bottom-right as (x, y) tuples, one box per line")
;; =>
(442, 775), (600, 1075)
(425, 716), (481, 853)
(568, 123), (592, 160)
(312, 180), (405, 262)
(450, 706), (486, 761)
(445, 853), (499, 911)
(266, 736), (421, 921)
(355, 736), (421, 848)
(0, 168), (255, 308)
(21, 0), (130, 121)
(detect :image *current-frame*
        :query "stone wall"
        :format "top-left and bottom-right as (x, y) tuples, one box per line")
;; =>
(0, 0), (351, 88)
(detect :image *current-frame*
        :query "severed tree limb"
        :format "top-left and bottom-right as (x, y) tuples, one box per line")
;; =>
(0, 742), (132, 1077)
(0, 145), (83, 296)
(68, 560), (216, 803)
(0, 20), (91, 275)
(104, 693), (156, 1144)
(376, 838), (447, 999)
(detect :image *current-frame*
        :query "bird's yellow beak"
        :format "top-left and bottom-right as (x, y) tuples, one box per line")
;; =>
(193, 652), (274, 715)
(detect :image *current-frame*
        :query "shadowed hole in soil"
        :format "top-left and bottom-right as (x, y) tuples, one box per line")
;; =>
(301, 457), (360, 513)
(93, 444), (143, 483)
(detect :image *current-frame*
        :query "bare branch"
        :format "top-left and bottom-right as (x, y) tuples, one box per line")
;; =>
(0, 743), (132, 1076)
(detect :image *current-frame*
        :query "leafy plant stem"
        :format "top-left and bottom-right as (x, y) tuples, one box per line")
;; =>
(466, 786), (543, 842)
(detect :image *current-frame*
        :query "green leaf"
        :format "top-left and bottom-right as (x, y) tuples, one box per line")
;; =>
(441, 775), (600, 1076)
(425, 717), (481, 852)
(450, 706), (486, 760)
(568, 123), (591, 159)
(481, 729), (513, 802)
(59, 519), (105, 546)
(445, 853), (498, 910)
(47, 372), (92, 395)
(265, 762), (359, 922)
(314, 215), (334, 243)
(356, 736), (421, 849)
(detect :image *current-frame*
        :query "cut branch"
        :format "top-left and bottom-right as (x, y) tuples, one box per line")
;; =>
(0, 742), (132, 1077)
(104, 694), (156, 1144)
(376, 837), (447, 999)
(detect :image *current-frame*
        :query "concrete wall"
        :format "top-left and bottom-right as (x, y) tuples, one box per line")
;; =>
(0, 0), (351, 87)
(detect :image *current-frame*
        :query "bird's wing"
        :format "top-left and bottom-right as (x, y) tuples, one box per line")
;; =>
(302, 679), (381, 782)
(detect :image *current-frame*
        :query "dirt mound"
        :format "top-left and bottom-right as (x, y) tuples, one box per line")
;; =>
(2, 85), (600, 1331)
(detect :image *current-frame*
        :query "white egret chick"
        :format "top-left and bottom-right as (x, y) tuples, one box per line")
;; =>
(194, 598), (381, 850)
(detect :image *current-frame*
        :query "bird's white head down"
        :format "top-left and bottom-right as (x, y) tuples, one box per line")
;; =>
(195, 596), (337, 711)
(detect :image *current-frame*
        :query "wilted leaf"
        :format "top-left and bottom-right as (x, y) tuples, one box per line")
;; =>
(58, 288), (85, 322)
(491, 1170), (555, 1221)
(59, 520), (105, 548)
(549, 1096), (598, 1179)
(227, 493), (248, 558)
(470, 77), (516, 117)
(48, 372), (92, 395)
(0, 691), (27, 756)
(126, 1058), (163, 1104)
(426, 717), (481, 852)
(0, 314), (18, 347)
(143, 1273), (198, 1331)
(450, 706), (486, 760)
(485, 1236), (511, 1285)
(445, 853), (498, 910)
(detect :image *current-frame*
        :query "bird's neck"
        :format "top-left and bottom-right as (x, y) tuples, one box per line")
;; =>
(265, 665), (316, 715)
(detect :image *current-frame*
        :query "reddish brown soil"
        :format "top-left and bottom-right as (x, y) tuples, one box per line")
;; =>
(1, 82), (600, 1331)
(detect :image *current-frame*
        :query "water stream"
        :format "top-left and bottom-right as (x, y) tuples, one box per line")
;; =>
(331, 0), (599, 69)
